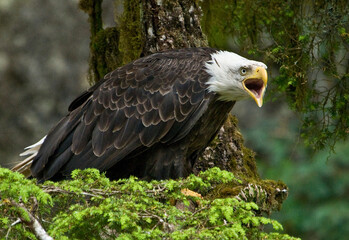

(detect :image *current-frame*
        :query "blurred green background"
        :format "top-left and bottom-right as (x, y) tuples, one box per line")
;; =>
(0, 0), (348, 239)
(233, 101), (349, 239)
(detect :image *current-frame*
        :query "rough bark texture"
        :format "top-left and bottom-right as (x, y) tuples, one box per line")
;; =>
(141, 0), (208, 55)
(193, 115), (259, 179)
(78, 0), (288, 213)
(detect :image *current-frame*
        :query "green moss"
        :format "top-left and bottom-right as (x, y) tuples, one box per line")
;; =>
(240, 146), (259, 180)
(118, 0), (144, 65)
(223, 115), (260, 181)
(78, 0), (103, 38)
(90, 27), (121, 81)
(207, 179), (288, 214)
(79, 0), (108, 84)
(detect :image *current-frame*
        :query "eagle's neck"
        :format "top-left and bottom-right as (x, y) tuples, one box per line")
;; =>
(188, 93), (235, 153)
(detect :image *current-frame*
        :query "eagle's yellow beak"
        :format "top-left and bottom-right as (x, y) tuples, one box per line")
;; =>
(242, 67), (268, 107)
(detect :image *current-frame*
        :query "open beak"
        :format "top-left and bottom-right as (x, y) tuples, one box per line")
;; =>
(242, 67), (268, 107)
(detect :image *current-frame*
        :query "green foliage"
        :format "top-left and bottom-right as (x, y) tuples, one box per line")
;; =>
(0, 167), (298, 239)
(241, 108), (349, 240)
(264, 141), (349, 240)
(0, 168), (52, 239)
(0, 168), (51, 205)
(201, 0), (349, 151)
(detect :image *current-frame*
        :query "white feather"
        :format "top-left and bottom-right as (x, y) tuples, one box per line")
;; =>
(12, 136), (46, 177)
(205, 50), (267, 102)
(19, 136), (46, 156)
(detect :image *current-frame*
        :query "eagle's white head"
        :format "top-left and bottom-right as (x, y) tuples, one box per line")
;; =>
(205, 51), (268, 107)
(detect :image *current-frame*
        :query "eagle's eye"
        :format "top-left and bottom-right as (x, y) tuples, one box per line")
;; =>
(240, 67), (247, 76)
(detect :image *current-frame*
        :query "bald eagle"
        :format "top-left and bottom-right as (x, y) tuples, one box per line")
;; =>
(14, 48), (267, 182)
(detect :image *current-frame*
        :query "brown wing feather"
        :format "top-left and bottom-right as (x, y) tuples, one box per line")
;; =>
(31, 47), (217, 182)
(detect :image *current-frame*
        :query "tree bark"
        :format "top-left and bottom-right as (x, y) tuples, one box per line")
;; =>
(140, 0), (208, 54)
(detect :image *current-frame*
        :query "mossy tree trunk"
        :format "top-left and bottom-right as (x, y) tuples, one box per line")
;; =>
(78, 0), (288, 213)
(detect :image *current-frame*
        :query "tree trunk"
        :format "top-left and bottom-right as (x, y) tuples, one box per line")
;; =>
(140, 0), (208, 54)
(78, 0), (288, 213)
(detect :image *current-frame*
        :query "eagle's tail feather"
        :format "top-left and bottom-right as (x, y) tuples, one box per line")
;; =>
(12, 136), (46, 177)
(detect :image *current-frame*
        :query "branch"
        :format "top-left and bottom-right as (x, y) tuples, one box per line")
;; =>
(41, 184), (170, 198)
(10, 200), (53, 240)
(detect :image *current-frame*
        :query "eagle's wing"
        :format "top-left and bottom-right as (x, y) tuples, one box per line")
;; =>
(31, 48), (216, 181)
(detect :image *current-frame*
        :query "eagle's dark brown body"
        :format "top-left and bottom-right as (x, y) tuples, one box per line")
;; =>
(31, 48), (235, 182)
(106, 97), (234, 180)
